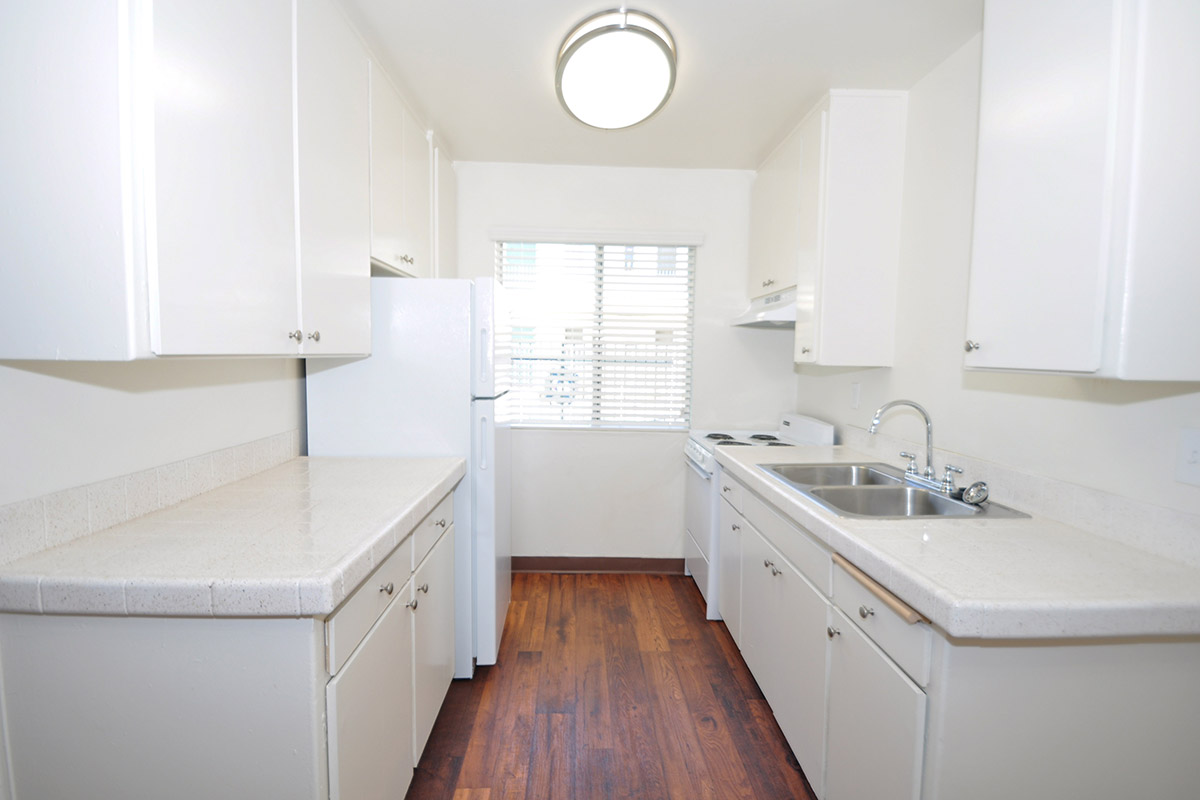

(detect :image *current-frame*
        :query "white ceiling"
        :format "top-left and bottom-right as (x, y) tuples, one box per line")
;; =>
(341, 0), (983, 170)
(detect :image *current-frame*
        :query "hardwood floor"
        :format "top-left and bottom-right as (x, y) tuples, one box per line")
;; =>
(407, 572), (816, 800)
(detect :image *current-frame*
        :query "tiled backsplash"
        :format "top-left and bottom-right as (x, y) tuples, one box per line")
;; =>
(0, 430), (301, 567)
(839, 426), (1200, 568)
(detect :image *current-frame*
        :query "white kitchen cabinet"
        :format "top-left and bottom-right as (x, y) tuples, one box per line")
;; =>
(411, 524), (456, 763)
(370, 68), (432, 278)
(825, 606), (926, 800)
(740, 525), (831, 799)
(717, 496), (744, 645)
(327, 575), (415, 800)
(149, 0), (298, 355)
(434, 140), (457, 277)
(965, 0), (1200, 380)
(793, 91), (908, 367)
(0, 0), (371, 360)
(0, 487), (457, 799)
(747, 124), (803, 298)
(296, 0), (372, 356)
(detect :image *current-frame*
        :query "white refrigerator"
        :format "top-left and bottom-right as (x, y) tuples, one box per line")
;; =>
(305, 277), (512, 678)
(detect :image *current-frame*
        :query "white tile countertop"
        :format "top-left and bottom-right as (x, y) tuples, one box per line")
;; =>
(0, 457), (465, 618)
(716, 445), (1200, 640)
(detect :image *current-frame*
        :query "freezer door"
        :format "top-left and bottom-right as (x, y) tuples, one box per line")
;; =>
(471, 277), (511, 400)
(471, 397), (511, 666)
(306, 277), (472, 457)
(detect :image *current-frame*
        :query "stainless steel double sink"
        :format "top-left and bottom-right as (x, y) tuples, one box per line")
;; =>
(758, 463), (1027, 519)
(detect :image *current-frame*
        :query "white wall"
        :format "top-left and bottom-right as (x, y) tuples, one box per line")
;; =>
(792, 35), (1200, 516)
(0, 359), (304, 508)
(455, 163), (797, 558)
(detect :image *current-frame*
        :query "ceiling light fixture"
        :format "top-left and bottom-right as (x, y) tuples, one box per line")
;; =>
(555, 8), (677, 130)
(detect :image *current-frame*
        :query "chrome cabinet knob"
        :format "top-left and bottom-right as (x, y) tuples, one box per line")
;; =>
(435, 518), (447, 528)
(827, 626), (840, 640)
(859, 605), (874, 619)
(380, 582), (394, 595)
(406, 599), (419, 611)
(964, 340), (981, 352)
(288, 330), (302, 341)
(763, 559), (772, 568)
(762, 278), (775, 287)
(721, 486), (732, 493)
(418, 583), (429, 594)
(731, 523), (740, 531)
(800, 346), (811, 355)
(307, 330), (320, 342)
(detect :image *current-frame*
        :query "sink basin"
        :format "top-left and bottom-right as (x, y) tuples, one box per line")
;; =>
(807, 485), (980, 518)
(760, 462), (904, 488)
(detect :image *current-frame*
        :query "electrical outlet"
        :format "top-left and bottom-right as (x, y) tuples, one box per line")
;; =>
(850, 382), (861, 410)
(1177, 428), (1200, 487)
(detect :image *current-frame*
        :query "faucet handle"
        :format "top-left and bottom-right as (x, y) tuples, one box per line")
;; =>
(941, 464), (964, 493)
(899, 451), (919, 475)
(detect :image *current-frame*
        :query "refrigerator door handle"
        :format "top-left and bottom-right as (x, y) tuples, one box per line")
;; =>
(471, 390), (510, 402)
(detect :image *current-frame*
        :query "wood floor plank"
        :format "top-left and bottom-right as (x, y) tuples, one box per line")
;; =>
(537, 574), (578, 713)
(668, 637), (758, 800)
(625, 573), (670, 652)
(641, 651), (718, 800)
(646, 574), (690, 641)
(407, 575), (814, 800)
(605, 578), (670, 800)
(575, 573), (613, 751)
(525, 712), (576, 800)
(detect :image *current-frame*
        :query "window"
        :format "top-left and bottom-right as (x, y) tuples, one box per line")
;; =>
(496, 240), (695, 429)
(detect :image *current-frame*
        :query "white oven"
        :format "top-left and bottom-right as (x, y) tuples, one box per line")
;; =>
(683, 414), (834, 620)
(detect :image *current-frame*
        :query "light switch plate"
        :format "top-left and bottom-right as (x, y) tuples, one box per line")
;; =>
(1176, 428), (1200, 487)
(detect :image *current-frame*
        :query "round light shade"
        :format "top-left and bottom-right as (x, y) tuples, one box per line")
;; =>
(555, 9), (676, 130)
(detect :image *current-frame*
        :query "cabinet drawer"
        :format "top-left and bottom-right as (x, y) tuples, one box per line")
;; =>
(413, 493), (453, 569)
(833, 556), (931, 686)
(743, 490), (831, 596)
(327, 533), (413, 676)
(717, 470), (744, 513)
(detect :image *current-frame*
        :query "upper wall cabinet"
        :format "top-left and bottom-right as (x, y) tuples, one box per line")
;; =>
(434, 141), (458, 278)
(965, 0), (1200, 380)
(747, 123), (803, 298)
(296, 0), (372, 356)
(370, 69), (432, 278)
(791, 91), (908, 367)
(0, 0), (371, 360)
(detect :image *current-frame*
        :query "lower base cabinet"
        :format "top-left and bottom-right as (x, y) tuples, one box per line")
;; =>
(715, 472), (1200, 800)
(412, 525), (456, 764)
(328, 576), (416, 800)
(0, 495), (458, 800)
(825, 607), (926, 800)
(740, 525), (830, 799)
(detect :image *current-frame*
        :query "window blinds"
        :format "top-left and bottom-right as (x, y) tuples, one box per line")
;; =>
(496, 241), (695, 429)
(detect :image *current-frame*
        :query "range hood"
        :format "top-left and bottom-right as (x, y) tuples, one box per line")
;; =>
(731, 287), (796, 328)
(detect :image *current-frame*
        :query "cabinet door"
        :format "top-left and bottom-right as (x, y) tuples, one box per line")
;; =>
(741, 528), (830, 799)
(434, 144), (457, 278)
(327, 582), (415, 800)
(826, 608), (926, 800)
(369, 69), (430, 277)
(0, 0), (145, 360)
(717, 498), (743, 646)
(793, 102), (828, 363)
(748, 126), (803, 298)
(412, 526), (455, 763)
(964, 0), (1116, 373)
(401, 111), (432, 278)
(150, 0), (299, 356)
(296, 0), (371, 356)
